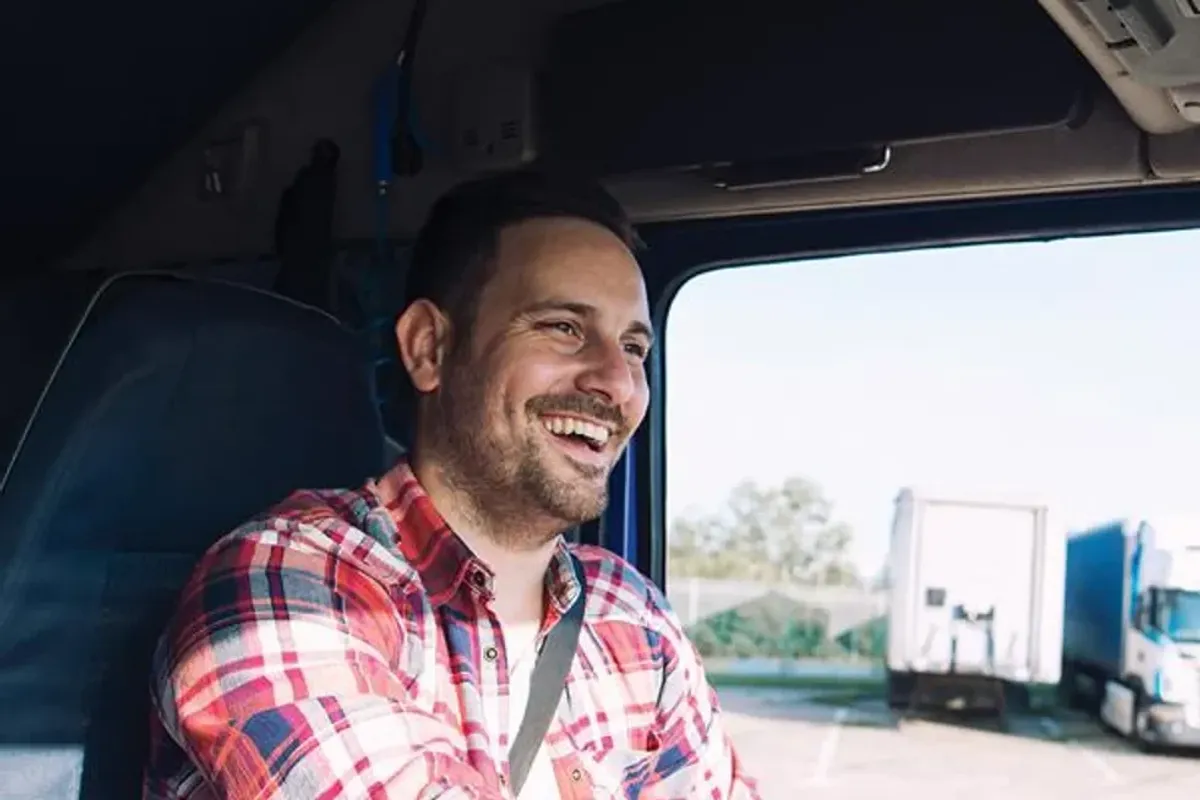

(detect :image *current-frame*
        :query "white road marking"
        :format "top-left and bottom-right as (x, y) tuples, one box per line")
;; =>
(1040, 716), (1122, 785)
(809, 707), (849, 785)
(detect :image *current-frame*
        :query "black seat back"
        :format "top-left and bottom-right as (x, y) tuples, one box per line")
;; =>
(0, 272), (388, 799)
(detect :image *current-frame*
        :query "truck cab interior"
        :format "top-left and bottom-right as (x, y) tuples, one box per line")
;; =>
(4, 0), (1200, 797)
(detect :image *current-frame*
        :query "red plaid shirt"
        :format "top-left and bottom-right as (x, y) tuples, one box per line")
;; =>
(144, 461), (760, 799)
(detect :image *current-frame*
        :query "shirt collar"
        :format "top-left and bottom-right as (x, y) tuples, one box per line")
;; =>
(367, 459), (583, 613)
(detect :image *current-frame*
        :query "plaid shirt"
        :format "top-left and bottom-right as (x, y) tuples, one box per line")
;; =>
(145, 461), (760, 799)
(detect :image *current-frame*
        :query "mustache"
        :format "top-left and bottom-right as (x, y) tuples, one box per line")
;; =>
(527, 393), (626, 432)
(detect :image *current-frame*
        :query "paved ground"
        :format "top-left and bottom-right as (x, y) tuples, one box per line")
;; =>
(717, 686), (1200, 800)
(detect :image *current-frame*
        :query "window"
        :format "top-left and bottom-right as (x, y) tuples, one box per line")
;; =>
(1156, 588), (1200, 643)
(665, 228), (1200, 796)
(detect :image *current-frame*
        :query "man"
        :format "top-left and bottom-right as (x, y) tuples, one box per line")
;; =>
(145, 170), (760, 799)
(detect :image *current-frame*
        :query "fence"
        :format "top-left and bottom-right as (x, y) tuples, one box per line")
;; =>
(666, 576), (889, 682)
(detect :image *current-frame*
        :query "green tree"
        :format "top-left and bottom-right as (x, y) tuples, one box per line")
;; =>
(668, 476), (860, 586)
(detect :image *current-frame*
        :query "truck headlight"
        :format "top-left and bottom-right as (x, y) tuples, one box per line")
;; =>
(1148, 703), (1189, 735)
(1149, 704), (1187, 724)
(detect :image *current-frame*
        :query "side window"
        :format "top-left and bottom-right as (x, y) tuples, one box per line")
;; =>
(1133, 593), (1148, 631)
(664, 228), (1200, 795)
(1146, 588), (1166, 633)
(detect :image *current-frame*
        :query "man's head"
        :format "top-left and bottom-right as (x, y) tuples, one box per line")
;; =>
(395, 170), (652, 549)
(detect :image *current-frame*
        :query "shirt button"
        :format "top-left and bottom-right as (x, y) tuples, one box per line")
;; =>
(570, 768), (583, 782)
(484, 646), (498, 661)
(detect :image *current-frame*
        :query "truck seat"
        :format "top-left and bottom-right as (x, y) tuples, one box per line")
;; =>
(0, 272), (388, 799)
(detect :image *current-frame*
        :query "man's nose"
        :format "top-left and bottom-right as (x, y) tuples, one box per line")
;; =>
(575, 339), (638, 407)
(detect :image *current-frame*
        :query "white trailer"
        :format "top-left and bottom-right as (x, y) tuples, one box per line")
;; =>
(885, 488), (1065, 715)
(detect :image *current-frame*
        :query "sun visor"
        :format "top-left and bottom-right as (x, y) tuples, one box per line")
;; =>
(537, 0), (1094, 186)
(1073, 0), (1200, 123)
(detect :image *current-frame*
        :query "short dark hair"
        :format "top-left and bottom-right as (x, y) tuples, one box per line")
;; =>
(403, 169), (642, 338)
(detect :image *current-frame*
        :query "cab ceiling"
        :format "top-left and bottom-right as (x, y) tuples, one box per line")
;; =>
(4, 0), (1197, 272)
(2, 0), (341, 269)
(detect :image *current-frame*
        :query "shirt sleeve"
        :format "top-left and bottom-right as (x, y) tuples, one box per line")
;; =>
(650, 596), (763, 800)
(150, 526), (505, 800)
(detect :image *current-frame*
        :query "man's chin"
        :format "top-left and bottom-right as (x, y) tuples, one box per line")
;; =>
(523, 462), (609, 523)
(539, 436), (614, 479)
(559, 457), (615, 492)
(560, 491), (609, 527)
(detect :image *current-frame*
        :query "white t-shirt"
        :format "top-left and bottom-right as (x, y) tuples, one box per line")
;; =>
(504, 621), (561, 799)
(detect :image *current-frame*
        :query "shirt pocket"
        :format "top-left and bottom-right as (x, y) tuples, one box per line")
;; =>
(578, 741), (709, 800)
(564, 667), (660, 750)
(577, 743), (661, 798)
(560, 677), (663, 794)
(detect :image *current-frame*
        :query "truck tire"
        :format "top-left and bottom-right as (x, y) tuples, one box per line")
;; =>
(1066, 665), (1103, 715)
(1004, 682), (1031, 714)
(1128, 688), (1156, 753)
(886, 670), (913, 711)
(1059, 664), (1083, 710)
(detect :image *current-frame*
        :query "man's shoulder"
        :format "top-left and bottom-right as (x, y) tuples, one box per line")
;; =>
(208, 487), (363, 546)
(193, 486), (407, 586)
(568, 543), (679, 634)
(264, 486), (374, 527)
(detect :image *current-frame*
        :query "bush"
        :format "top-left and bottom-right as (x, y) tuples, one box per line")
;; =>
(686, 592), (835, 658)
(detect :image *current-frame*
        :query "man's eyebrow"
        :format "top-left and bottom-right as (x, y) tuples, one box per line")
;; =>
(521, 299), (656, 346)
(521, 299), (594, 317)
(627, 320), (656, 348)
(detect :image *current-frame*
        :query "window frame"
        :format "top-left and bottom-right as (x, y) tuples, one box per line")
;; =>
(636, 183), (1200, 590)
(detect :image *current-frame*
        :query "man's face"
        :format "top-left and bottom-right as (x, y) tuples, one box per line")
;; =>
(430, 217), (652, 545)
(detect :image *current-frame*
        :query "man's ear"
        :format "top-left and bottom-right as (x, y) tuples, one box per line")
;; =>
(394, 299), (452, 393)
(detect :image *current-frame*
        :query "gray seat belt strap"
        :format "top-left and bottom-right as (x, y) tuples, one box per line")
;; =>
(507, 553), (585, 796)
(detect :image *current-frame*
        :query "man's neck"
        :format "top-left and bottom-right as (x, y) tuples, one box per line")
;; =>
(406, 456), (559, 626)
(458, 529), (558, 625)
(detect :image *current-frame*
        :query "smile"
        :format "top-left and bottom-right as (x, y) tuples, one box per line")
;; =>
(540, 414), (613, 452)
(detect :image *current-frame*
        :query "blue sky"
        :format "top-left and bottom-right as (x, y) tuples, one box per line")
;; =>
(664, 227), (1200, 578)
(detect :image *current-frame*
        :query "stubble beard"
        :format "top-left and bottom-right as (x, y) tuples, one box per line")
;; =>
(429, 358), (612, 550)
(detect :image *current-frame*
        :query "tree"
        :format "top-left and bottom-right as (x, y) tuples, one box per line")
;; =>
(668, 476), (860, 586)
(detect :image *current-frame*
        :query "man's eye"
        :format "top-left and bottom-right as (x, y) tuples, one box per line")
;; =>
(542, 320), (580, 337)
(624, 342), (649, 360)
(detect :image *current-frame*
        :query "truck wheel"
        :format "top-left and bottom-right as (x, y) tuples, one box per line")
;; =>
(1059, 665), (1085, 710)
(1128, 690), (1157, 753)
(1074, 669), (1103, 715)
(1005, 682), (1031, 714)
(886, 670), (912, 711)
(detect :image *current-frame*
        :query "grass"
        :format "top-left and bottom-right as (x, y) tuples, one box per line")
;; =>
(708, 671), (885, 694)
(706, 672), (885, 709)
(707, 671), (1064, 714)
(808, 688), (884, 707)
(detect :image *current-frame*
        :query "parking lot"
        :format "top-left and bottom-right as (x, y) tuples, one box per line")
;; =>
(718, 686), (1200, 799)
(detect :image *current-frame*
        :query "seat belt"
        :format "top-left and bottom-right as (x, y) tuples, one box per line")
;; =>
(507, 554), (585, 796)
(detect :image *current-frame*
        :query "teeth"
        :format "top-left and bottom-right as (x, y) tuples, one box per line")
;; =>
(542, 416), (611, 446)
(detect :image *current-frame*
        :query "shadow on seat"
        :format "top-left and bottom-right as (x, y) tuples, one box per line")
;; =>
(0, 272), (389, 799)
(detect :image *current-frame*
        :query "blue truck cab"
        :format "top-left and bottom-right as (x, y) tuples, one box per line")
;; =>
(1063, 519), (1200, 747)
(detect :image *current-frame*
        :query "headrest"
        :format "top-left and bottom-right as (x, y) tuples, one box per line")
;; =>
(1, 270), (388, 555)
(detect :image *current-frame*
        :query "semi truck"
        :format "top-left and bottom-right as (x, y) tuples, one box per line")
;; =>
(885, 488), (1064, 718)
(1062, 519), (1200, 748)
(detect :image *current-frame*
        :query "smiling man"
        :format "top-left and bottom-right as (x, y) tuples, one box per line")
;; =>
(145, 171), (760, 800)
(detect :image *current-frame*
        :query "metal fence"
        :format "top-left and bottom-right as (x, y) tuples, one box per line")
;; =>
(666, 576), (889, 682)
